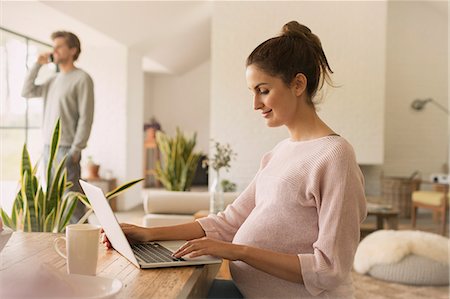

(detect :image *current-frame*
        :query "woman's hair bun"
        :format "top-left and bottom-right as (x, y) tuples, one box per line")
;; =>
(281, 21), (311, 38)
(247, 20), (333, 103)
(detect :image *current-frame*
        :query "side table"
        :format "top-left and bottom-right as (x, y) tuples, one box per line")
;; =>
(367, 207), (399, 230)
(361, 202), (399, 239)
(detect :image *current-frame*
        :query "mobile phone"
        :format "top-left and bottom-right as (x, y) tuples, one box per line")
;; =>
(49, 53), (54, 63)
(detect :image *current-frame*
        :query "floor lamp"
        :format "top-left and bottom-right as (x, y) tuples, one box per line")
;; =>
(411, 98), (449, 183)
(411, 98), (449, 115)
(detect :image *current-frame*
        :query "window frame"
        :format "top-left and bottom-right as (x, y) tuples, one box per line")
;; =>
(0, 26), (52, 140)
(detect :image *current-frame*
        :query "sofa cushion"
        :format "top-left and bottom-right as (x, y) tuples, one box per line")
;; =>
(143, 214), (195, 228)
(368, 254), (449, 286)
(143, 190), (239, 215)
(354, 230), (449, 274)
(354, 230), (450, 286)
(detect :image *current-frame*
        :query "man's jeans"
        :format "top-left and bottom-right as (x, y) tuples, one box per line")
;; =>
(43, 145), (85, 224)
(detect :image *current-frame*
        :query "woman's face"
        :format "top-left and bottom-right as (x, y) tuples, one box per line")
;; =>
(246, 65), (300, 128)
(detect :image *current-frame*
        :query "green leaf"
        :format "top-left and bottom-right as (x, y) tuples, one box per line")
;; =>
(58, 196), (78, 232)
(20, 144), (32, 180)
(32, 159), (40, 176)
(8, 117), (145, 232)
(154, 129), (202, 191)
(46, 119), (61, 195)
(75, 193), (91, 209)
(105, 178), (144, 200)
(46, 156), (67, 215)
(154, 163), (172, 190)
(77, 209), (93, 225)
(21, 172), (32, 232)
(65, 181), (74, 189)
(44, 208), (55, 232)
(33, 185), (40, 230)
(36, 188), (45, 231)
(13, 189), (23, 221)
(56, 193), (70, 232)
(58, 172), (67, 200)
(0, 208), (14, 230)
(16, 210), (23, 231)
(185, 153), (201, 191)
(11, 201), (18, 229)
(23, 171), (38, 232)
(53, 172), (67, 231)
(179, 159), (188, 191)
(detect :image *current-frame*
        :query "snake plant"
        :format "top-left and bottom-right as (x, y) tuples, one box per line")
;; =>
(0, 119), (143, 233)
(154, 128), (202, 191)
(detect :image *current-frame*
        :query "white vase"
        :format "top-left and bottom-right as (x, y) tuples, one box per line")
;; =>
(210, 170), (224, 214)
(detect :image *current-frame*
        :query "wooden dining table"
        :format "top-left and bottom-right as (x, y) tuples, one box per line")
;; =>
(0, 232), (221, 298)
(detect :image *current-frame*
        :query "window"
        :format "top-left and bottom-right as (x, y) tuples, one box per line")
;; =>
(0, 27), (54, 212)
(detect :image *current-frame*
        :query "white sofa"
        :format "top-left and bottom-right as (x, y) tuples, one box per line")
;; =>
(142, 190), (239, 227)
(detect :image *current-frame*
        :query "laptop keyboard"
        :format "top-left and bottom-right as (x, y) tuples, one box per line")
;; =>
(131, 243), (185, 263)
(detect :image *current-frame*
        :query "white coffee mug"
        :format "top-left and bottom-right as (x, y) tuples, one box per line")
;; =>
(53, 224), (101, 275)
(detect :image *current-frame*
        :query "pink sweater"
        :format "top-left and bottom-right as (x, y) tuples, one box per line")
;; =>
(197, 136), (367, 298)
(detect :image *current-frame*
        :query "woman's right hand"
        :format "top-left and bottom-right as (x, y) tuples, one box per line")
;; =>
(101, 223), (151, 249)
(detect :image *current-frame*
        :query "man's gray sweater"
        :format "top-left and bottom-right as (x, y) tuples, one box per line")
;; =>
(22, 63), (94, 156)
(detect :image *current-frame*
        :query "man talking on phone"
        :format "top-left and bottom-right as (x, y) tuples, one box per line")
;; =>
(22, 31), (94, 223)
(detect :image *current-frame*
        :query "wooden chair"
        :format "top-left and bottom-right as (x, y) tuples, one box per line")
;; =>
(411, 180), (449, 235)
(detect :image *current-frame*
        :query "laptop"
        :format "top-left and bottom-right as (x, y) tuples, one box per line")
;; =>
(79, 180), (222, 269)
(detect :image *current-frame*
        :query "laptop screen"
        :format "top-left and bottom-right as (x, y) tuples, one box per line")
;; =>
(79, 180), (140, 267)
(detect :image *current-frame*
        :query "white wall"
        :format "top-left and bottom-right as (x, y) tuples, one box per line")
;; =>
(384, 1), (448, 179)
(4, 1), (446, 209)
(121, 47), (144, 210)
(78, 41), (143, 211)
(211, 1), (387, 190)
(81, 45), (129, 208)
(1, 1), (144, 211)
(144, 60), (210, 154)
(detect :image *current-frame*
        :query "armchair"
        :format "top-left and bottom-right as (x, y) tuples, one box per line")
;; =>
(411, 180), (449, 235)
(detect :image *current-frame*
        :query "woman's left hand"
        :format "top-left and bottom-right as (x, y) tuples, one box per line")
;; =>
(173, 237), (303, 283)
(172, 237), (243, 261)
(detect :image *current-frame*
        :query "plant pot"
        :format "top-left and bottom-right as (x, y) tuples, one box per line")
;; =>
(87, 164), (100, 179)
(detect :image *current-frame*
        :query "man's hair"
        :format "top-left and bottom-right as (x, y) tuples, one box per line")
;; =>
(51, 31), (81, 61)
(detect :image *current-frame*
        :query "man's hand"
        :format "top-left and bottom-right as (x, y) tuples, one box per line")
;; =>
(70, 151), (81, 164)
(37, 52), (52, 65)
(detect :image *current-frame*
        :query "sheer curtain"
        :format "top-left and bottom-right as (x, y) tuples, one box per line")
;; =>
(0, 28), (54, 215)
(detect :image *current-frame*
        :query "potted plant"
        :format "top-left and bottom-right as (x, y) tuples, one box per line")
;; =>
(154, 128), (203, 191)
(221, 179), (237, 192)
(86, 156), (100, 179)
(0, 119), (143, 233)
(203, 140), (237, 213)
